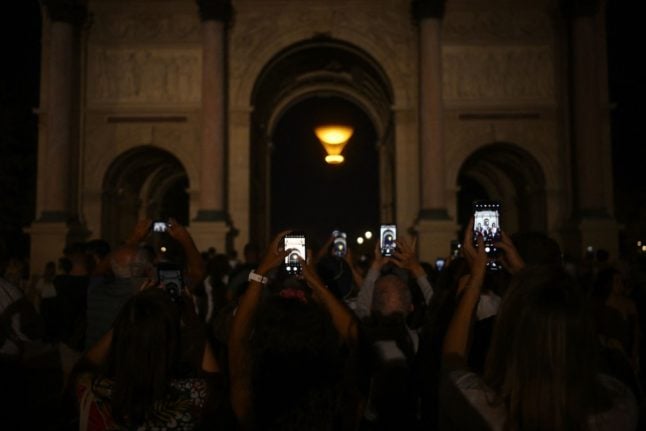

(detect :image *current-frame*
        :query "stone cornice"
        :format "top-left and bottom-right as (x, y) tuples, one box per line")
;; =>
(561, 0), (600, 19)
(411, 0), (446, 21)
(196, 0), (233, 23)
(42, 0), (87, 25)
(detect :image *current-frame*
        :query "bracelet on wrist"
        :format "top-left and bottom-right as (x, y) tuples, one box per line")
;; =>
(248, 270), (268, 285)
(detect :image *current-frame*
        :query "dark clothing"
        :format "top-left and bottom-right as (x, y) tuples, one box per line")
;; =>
(53, 275), (89, 350)
(85, 277), (140, 348)
(440, 362), (638, 430)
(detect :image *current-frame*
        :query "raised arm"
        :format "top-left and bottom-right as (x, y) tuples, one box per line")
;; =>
(355, 243), (391, 318)
(168, 218), (206, 293)
(392, 236), (433, 303)
(442, 219), (487, 362)
(228, 230), (288, 428)
(302, 259), (358, 344)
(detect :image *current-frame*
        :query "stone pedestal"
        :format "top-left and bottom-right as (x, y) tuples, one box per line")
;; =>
(189, 220), (229, 254)
(416, 218), (458, 263)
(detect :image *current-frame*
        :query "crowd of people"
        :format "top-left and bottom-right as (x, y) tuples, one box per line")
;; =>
(1, 217), (645, 430)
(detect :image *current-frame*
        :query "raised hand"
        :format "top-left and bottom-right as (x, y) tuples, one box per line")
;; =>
(462, 218), (487, 276)
(494, 231), (525, 274)
(126, 218), (152, 245)
(256, 229), (291, 275)
(371, 241), (392, 270)
(167, 218), (192, 245)
(392, 236), (426, 278)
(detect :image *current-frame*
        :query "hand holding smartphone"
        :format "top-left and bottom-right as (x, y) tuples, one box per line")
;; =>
(380, 224), (397, 256)
(472, 201), (502, 271)
(157, 262), (183, 301)
(332, 230), (347, 257)
(284, 233), (307, 275)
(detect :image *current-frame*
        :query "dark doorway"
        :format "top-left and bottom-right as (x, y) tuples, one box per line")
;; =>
(270, 97), (379, 247)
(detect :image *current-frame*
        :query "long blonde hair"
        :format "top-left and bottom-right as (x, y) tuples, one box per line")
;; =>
(484, 265), (611, 431)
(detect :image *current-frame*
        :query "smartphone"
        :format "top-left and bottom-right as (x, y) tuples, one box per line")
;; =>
(450, 240), (461, 258)
(284, 233), (307, 275)
(332, 230), (347, 257)
(153, 220), (169, 233)
(473, 201), (502, 270)
(157, 262), (183, 301)
(380, 224), (397, 256)
(435, 258), (446, 271)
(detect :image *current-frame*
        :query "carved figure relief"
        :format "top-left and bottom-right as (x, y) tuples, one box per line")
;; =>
(443, 10), (554, 43)
(90, 12), (201, 43)
(443, 46), (555, 101)
(88, 48), (202, 104)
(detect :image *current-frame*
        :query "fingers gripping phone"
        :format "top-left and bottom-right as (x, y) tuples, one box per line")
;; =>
(284, 234), (307, 275)
(473, 201), (502, 271)
(332, 230), (347, 257)
(157, 262), (183, 301)
(380, 224), (397, 256)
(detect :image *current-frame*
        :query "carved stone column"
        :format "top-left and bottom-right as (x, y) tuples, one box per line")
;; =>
(40, 1), (85, 221)
(27, 0), (86, 275)
(190, 0), (232, 252)
(412, 0), (456, 261)
(567, 0), (618, 257)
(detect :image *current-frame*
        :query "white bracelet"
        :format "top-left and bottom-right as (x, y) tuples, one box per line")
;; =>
(248, 270), (268, 285)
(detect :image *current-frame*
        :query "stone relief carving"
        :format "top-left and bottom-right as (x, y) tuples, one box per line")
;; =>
(443, 10), (554, 42)
(90, 12), (201, 43)
(442, 46), (555, 101)
(229, 4), (413, 103)
(88, 48), (201, 104)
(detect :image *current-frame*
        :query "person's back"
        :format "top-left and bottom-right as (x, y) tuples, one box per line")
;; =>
(85, 245), (152, 348)
(442, 264), (638, 431)
(76, 288), (223, 430)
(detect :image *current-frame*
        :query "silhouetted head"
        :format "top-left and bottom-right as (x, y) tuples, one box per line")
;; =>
(108, 288), (180, 426)
(250, 283), (348, 430)
(485, 265), (610, 429)
(372, 274), (412, 317)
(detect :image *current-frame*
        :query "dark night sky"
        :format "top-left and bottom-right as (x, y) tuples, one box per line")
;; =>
(0, 2), (643, 259)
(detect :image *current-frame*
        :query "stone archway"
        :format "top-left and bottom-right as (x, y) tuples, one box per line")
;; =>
(457, 143), (547, 235)
(102, 146), (189, 247)
(249, 37), (394, 245)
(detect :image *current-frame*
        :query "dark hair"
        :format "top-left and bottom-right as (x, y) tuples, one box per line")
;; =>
(107, 289), (180, 426)
(316, 255), (353, 299)
(250, 290), (348, 430)
(510, 232), (562, 266)
(484, 265), (611, 430)
(591, 268), (620, 302)
(86, 239), (111, 260)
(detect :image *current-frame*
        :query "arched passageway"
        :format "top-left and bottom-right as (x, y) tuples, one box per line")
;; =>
(457, 143), (547, 235)
(102, 146), (189, 246)
(250, 37), (394, 246)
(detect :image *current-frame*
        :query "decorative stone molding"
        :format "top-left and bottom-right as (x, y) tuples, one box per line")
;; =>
(442, 46), (555, 102)
(87, 48), (202, 105)
(561, 0), (599, 19)
(229, 3), (414, 107)
(42, 0), (86, 25)
(197, 0), (233, 22)
(411, 0), (446, 20)
(89, 12), (201, 43)
(443, 10), (554, 43)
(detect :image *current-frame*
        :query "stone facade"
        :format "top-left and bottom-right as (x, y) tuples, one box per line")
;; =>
(28, 0), (617, 272)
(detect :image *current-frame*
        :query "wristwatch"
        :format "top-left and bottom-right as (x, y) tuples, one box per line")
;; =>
(248, 270), (268, 285)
